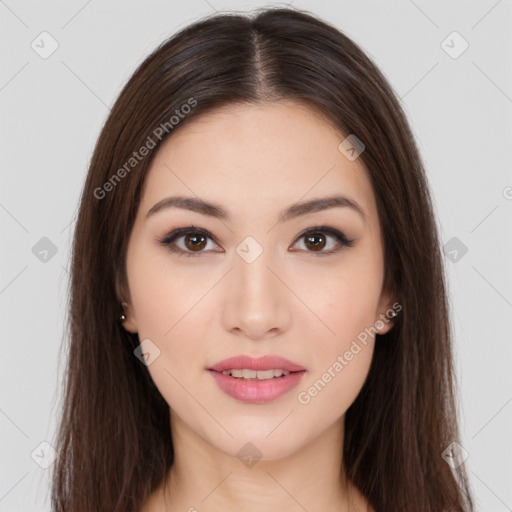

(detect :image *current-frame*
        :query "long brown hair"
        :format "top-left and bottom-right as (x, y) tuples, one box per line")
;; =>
(51, 7), (474, 511)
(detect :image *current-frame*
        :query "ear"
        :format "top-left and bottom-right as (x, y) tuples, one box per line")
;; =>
(120, 301), (138, 333)
(375, 282), (399, 336)
(116, 272), (138, 334)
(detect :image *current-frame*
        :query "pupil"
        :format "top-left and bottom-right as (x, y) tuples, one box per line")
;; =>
(306, 233), (325, 251)
(184, 232), (327, 252)
(186, 234), (206, 251)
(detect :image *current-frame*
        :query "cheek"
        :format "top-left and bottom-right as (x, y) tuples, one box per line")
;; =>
(127, 243), (212, 339)
(295, 341), (374, 430)
(294, 272), (379, 418)
(127, 254), (206, 413)
(298, 257), (384, 346)
(126, 246), (213, 391)
(291, 256), (382, 413)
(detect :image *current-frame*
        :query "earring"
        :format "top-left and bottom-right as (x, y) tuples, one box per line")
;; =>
(119, 302), (129, 322)
(387, 310), (398, 320)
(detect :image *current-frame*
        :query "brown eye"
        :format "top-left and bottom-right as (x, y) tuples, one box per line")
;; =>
(159, 227), (220, 257)
(304, 232), (327, 251)
(184, 233), (207, 251)
(160, 225), (354, 258)
(292, 226), (355, 255)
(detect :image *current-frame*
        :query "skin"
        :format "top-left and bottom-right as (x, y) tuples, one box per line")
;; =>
(121, 100), (396, 512)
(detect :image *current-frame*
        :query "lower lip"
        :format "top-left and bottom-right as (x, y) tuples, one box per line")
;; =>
(209, 370), (306, 404)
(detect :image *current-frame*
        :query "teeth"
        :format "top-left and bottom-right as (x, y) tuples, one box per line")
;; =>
(242, 369), (255, 379)
(221, 369), (291, 380)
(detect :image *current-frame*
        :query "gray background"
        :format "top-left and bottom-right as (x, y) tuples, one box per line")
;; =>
(1, 0), (511, 510)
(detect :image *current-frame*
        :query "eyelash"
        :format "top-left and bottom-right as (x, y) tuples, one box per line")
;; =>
(157, 224), (355, 258)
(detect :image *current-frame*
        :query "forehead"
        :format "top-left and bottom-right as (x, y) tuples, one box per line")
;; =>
(139, 101), (378, 226)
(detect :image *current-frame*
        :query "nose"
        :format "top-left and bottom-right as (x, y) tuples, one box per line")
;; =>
(221, 246), (291, 341)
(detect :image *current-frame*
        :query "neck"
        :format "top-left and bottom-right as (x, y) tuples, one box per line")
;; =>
(149, 410), (371, 512)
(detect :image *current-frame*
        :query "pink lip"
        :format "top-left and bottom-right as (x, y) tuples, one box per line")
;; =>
(208, 355), (307, 404)
(209, 369), (306, 404)
(208, 355), (306, 372)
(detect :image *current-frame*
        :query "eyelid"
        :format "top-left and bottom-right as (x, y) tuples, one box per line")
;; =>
(294, 225), (354, 250)
(158, 225), (222, 256)
(158, 224), (355, 257)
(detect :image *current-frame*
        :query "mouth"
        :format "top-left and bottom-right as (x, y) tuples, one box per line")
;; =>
(207, 354), (307, 403)
(212, 368), (302, 380)
(208, 367), (307, 403)
(208, 354), (306, 373)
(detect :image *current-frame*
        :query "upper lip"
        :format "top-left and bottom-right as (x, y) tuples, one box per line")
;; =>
(208, 355), (306, 372)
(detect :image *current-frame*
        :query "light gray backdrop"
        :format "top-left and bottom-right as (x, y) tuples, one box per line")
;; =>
(1, 1), (511, 510)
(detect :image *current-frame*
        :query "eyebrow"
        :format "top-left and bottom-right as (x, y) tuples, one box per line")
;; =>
(146, 194), (366, 224)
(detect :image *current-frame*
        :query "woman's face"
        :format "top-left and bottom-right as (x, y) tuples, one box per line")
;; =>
(122, 100), (395, 460)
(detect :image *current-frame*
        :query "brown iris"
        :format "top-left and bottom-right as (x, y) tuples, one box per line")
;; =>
(304, 232), (326, 251)
(184, 233), (207, 251)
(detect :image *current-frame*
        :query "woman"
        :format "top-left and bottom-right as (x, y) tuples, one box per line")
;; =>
(51, 7), (474, 511)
